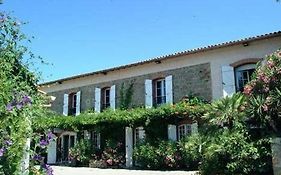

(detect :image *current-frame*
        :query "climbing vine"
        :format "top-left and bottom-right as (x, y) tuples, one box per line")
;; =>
(119, 81), (134, 110)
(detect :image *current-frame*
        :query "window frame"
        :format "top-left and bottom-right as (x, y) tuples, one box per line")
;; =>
(153, 78), (166, 106)
(134, 127), (145, 145)
(101, 87), (111, 110)
(68, 92), (77, 115)
(178, 124), (192, 140)
(234, 64), (256, 92)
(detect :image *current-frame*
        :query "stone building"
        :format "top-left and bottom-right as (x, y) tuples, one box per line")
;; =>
(39, 31), (281, 166)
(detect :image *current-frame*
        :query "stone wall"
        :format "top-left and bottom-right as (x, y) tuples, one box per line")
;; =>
(49, 63), (211, 114)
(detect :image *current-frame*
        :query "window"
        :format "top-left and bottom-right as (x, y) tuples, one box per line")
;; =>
(134, 127), (145, 145)
(153, 79), (166, 106)
(235, 64), (256, 92)
(91, 131), (100, 149)
(178, 124), (192, 140)
(68, 93), (77, 115)
(101, 87), (110, 111)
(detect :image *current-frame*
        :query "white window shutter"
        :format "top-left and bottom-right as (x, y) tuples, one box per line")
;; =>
(110, 85), (116, 110)
(47, 139), (57, 164)
(191, 122), (198, 135)
(221, 65), (236, 97)
(95, 88), (101, 113)
(63, 94), (69, 116)
(168, 124), (177, 141)
(165, 75), (173, 104)
(145, 79), (153, 108)
(76, 91), (81, 116)
(125, 127), (133, 168)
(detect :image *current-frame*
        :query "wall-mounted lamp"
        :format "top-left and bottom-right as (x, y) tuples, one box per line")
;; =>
(155, 60), (161, 64)
(242, 42), (249, 47)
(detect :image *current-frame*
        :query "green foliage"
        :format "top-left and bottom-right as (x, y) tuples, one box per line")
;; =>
(0, 13), (50, 174)
(119, 81), (134, 110)
(204, 93), (246, 129)
(133, 140), (183, 170)
(200, 91), (273, 175)
(33, 101), (207, 131)
(69, 139), (96, 166)
(179, 134), (202, 169)
(91, 140), (125, 167)
(245, 51), (281, 134)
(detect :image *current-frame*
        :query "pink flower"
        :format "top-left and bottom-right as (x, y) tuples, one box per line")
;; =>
(243, 85), (253, 95)
(106, 159), (113, 165)
(258, 73), (270, 84)
(262, 105), (269, 112)
(267, 60), (274, 68)
(264, 86), (269, 93)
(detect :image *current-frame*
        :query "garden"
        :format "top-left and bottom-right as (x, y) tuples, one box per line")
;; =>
(1, 12), (281, 175)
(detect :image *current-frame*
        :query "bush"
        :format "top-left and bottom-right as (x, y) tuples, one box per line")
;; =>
(91, 140), (125, 168)
(179, 134), (202, 170)
(69, 139), (96, 166)
(133, 140), (184, 170)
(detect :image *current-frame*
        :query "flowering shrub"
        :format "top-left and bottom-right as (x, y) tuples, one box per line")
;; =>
(0, 12), (53, 174)
(244, 50), (281, 134)
(90, 141), (125, 168)
(69, 139), (96, 166)
(133, 141), (185, 170)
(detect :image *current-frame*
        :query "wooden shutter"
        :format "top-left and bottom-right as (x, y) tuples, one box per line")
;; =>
(47, 139), (57, 164)
(76, 91), (81, 116)
(221, 65), (236, 97)
(110, 85), (116, 110)
(165, 75), (173, 104)
(168, 124), (177, 141)
(191, 122), (198, 135)
(95, 88), (101, 113)
(63, 94), (69, 116)
(145, 79), (153, 108)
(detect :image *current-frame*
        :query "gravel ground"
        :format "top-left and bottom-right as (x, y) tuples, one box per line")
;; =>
(52, 166), (199, 175)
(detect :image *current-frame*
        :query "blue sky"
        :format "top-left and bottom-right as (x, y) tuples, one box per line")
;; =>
(2, 0), (281, 82)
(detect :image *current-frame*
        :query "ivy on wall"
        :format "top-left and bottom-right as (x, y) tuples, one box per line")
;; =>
(32, 101), (207, 131)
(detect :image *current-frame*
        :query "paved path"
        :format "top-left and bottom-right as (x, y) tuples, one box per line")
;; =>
(52, 166), (199, 175)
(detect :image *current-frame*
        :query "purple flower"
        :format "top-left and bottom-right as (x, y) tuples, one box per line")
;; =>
(41, 164), (54, 175)
(16, 102), (23, 110)
(6, 103), (13, 111)
(4, 140), (12, 146)
(0, 147), (5, 157)
(47, 132), (54, 141)
(33, 154), (43, 161)
(39, 139), (49, 147)
(22, 95), (32, 105)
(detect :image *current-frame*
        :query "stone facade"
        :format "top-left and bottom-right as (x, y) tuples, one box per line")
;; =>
(49, 63), (211, 114)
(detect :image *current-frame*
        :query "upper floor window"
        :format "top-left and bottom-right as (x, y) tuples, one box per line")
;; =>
(63, 91), (81, 116)
(235, 64), (256, 92)
(68, 92), (77, 115)
(101, 87), (110, 111)
(153, 78), (166, 106)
